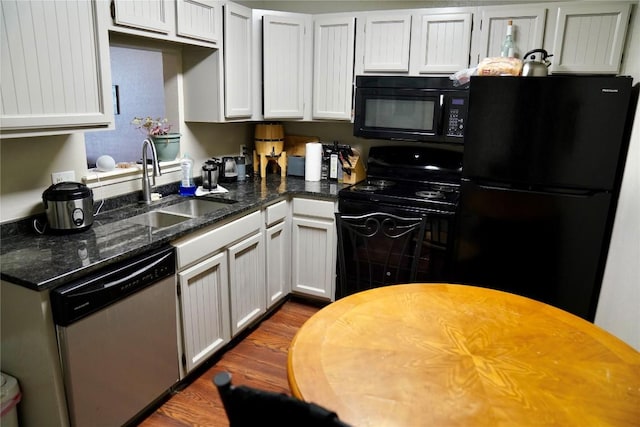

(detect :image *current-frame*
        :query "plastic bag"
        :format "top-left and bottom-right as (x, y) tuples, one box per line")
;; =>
(449, 67), (477, 86)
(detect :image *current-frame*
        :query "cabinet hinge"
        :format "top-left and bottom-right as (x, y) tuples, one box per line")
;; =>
(181, 353), (187, 368)
(177, 283), (181, 297)
(479, 19), (482, 31)
(110, 1), (116, 20)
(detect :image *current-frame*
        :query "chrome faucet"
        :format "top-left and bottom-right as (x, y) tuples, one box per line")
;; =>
(140, 138), (162, 204)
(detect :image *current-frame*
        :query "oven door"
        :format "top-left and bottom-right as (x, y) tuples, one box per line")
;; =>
(337, 197), (456, 298)
(353, 87), (442, 142)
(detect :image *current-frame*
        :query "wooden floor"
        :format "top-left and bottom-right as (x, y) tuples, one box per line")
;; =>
(137, 298), (321, 426)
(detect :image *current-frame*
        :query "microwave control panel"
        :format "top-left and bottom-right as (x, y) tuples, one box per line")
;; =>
(445, 96), (467, 137)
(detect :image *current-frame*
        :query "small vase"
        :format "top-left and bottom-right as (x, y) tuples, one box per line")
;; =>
(151, 133), (181, 161)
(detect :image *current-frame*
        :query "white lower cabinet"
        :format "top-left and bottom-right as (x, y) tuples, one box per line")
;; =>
(228, 231), (266, 336)
(291, 198), (337, 301)
(264, 200), (291, 308)
(177, 251), (230, 374)
(172, 210), (263, 376)
(172, 197), (336, 374)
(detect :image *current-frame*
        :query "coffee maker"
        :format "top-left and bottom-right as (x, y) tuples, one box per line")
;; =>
(219, 157), (238, 183)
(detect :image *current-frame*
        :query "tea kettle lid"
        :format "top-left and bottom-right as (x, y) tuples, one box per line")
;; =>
(203, 159), (218, 170)
(524, 48), (553, 62)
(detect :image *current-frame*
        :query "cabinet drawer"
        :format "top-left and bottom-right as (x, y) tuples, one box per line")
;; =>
(292, 198), (335, 220)
(173, 210), (261, 269)
(265, 200), (288, 226)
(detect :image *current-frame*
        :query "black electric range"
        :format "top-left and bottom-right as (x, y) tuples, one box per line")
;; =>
(336, 145), (463, 297)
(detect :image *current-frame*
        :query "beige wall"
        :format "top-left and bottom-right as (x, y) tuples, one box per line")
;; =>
(1, 134), (89, 221)
(595, 4), (640, 350)
(0, 123), (254, 223)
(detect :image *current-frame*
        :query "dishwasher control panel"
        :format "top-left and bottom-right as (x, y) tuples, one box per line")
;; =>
(51, 247), (176, 326)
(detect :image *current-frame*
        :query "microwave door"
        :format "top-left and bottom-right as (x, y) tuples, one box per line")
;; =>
(354, 88), (440, 141)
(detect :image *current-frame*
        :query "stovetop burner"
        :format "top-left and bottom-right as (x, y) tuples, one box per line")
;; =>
(343, 180), (460, 214)
(355, 184), (382, 192)
(367, 179), (396, 188)
(415, 190), (445, 200)
(339, 145), (463, 215)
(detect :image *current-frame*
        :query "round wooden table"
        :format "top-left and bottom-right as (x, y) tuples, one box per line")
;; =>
(287, 284), (640, 426)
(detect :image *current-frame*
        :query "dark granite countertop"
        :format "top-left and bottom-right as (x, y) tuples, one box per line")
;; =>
(0, 175), (347, 291)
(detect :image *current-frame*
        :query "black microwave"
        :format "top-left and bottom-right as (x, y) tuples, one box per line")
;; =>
(353, 76), (469, 143)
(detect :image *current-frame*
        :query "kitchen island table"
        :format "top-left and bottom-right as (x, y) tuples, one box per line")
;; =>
(287, 283), (640, 427)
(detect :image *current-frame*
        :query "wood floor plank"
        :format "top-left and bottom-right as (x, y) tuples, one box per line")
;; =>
(137, 299), (320, 426)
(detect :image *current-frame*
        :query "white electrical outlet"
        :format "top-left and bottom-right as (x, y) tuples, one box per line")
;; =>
(51, 170), (76, 184)
(240, 144), (247, 157)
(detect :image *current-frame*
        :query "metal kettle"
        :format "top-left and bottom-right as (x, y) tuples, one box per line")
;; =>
(522, 49), (553, 76)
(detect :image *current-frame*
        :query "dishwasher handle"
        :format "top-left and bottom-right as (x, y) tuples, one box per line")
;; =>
(51, 247), (176, 326)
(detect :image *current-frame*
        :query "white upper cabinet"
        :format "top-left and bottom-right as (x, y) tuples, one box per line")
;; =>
(262, 14), (310, 119)
(411, 12), (473, 74)
(313, 15), (356, 120)
(0, 0), (113, 138)
(362, 13), (412, 72)
(224, 2), (253, 118)
(176, 0), (221, 43)
(474, 6), (547, 63)
(550, 2), (631, 74)
(112, 0), (171, 34)
(111, 0), (221, 47)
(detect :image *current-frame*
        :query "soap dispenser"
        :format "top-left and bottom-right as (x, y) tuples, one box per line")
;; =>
(179, 153), (196, 196)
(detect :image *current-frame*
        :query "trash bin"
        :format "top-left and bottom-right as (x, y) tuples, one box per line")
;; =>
(1, 372), (21, 427)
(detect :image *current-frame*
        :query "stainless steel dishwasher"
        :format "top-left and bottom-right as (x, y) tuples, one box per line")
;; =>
(50, 246), (179, 427)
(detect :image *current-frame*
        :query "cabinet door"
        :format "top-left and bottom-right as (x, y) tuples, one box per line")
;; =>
(363, 13), (412, 72)
(176, 0), (220, 43)
(0, 0), (113, 136)
(266, 221), (291, 308)
(550, 2), (631, 74)
(228, 232), (266, 336)
(475, 7), (547, 62)
(224, 2), (253, 118)
(178, 251), (230, 373)
(313, 16), (355, 120)
(263, 14), (306, 119)
(112, 0), (171, 34)
(413, 13), (472, 74)
(291, 216), (336, 300)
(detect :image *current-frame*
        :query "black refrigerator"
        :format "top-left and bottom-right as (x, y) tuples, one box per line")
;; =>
(453, 75), (636, 321)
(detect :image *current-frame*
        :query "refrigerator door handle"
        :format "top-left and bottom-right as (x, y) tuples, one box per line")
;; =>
(464, 179), (604, 198)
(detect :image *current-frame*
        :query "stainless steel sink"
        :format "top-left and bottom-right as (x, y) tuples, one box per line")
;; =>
(126, 198), (236, 230)
(160, 199), (233, 217)
(127, 211), (192, 229)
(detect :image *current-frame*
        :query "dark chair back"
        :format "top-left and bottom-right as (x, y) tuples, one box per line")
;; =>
(335, 212), (428, 298)
(213, 371), (351, 427)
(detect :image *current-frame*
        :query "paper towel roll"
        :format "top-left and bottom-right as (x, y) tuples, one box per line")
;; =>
(305, 142), (323, 181)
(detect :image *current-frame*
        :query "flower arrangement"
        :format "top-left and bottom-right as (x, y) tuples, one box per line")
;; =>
(131, 116), (173, 136)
